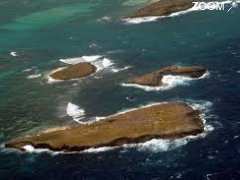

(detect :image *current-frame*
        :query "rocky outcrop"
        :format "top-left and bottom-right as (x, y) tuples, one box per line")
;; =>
(6, 102), (204, 152)
(129, 65), (207, 86)
(129, 0), (194, 18)
(50, 62), (96, 81)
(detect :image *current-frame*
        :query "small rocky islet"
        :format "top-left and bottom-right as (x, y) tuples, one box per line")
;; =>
(129, 0), (194, 18)
(49, 62), (97, 81)
(128, 65), (207, 86)
(6, 102), (203, 152)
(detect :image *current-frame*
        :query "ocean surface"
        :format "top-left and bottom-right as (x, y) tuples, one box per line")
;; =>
(0, 0), (240, 179)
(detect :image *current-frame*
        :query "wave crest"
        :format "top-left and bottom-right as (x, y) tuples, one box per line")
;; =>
(66, 102), (85, 123)
(59, 55), (114, 72)
(122, 6), (197, 24)
(122, 72), (209, 91)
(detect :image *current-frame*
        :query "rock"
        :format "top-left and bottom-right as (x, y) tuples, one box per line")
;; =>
(129, 65), (207, 86)
(50, 62), (96, 80)
(6, 102), (204, 152)
(129, 0), (194, 18)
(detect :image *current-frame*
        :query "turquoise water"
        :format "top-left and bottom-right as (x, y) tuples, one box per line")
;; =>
(0, 0), (240, 179)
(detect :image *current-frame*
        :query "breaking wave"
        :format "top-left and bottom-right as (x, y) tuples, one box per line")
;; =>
(66, 102), (85, 123)
(27, 73), (42, 79)
(111, 66), (132, 73)
(121, 71), (209, 91)
(10, 51), (18, 57)
(46, 67), (66, 84)
(122, 6), (197, 24)
(97, 16), (112, 23)
(59, 55), (114, 72)
(23, 68), (34, 72)
(59, 55), (102, 64)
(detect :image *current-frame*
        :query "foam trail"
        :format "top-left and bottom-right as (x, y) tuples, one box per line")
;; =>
(59, 55), (102, 64)
(187, 100), (215, 133)
(122, 71), (209, 91)
(111, 66), (132, 73)
(123, 6), (197, 24)
(97, 16), (112, 22)
(81, 146), (116, 153)
(10, 51), (17, 57)
(23, 145), (35, 152)
(66, 102), (85, 123)
(27, 73), (42, 79)
(10, 144), (115, 155)
(123, 16), (160, 24)
(21, 145), (61, 155)
(23, 68), (33, 72)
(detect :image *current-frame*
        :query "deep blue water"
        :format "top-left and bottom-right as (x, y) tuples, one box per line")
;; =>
(0, 0), (240, 179)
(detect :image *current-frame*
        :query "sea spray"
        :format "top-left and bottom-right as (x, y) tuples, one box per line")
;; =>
(59, 55), (102, 64)
(66, 102), (85, 123)
(122, 6), (199, 24)
(27, 73), (42, 79)
(59, 55), (114, 72)
(121, 71), (210, 91)
(111, 66), (132, 73)
(10, 51), (17, 57)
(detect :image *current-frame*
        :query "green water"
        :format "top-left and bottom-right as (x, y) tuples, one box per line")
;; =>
(2, 2), (97, 30)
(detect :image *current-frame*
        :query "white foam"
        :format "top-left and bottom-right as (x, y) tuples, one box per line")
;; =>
(123, 6), (197, 24)
(27, 73), (42, 79)
(198, 70), (210, 79)
(47, 67), (66, 84)
(11, 144), (115, 155)
(122, 71), (209, 91)
(97, 16), (112, 22)
(10, 51), (17, 57)
(59, 55), (102, 64)
(21, 145), (61, 155)
(123, 16), (160, 24)
(81, 146), (116, 153)
(189, 100), (213, 112)
(136, 138), (189, 152)
(94, 58), (114, 72)
(66, 102), (85, 123)
(59, 55), (114, 72)
(23, 68), (33, 72)
(187, 100), (215, 133)
(23, 145), (35, 152)
(111, 66), (132, 73)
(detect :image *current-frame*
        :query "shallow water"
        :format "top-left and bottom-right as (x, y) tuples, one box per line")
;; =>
(0, 0), (240, 179)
